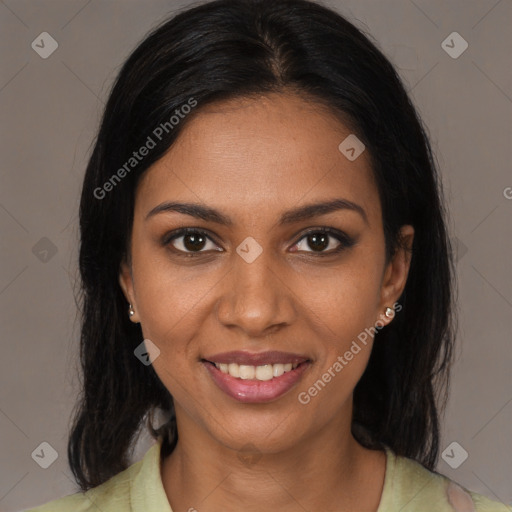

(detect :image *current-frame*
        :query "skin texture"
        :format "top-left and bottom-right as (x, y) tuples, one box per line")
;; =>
(119, 92), (414, 512)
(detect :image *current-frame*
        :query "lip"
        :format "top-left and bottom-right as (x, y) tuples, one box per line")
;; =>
(202, 359), (311, 403)
(203, 350), (309, 366)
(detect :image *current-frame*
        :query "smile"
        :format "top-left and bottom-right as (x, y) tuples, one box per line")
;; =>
(212, 361), (299, 380)
(202, 358), (311, 403)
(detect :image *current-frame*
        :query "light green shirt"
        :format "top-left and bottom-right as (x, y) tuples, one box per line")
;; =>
(26, 437), (510, 511)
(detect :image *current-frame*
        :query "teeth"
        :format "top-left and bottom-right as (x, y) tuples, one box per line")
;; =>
(255, 365), (273, 381)
(213, 361), (302, 380)
(239, 365), (255, 380)
(273, 363), (284, 377)
(228, 363), (239, 378)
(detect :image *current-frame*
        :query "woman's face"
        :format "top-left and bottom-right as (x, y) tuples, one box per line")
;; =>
(120, 92), (413, 453)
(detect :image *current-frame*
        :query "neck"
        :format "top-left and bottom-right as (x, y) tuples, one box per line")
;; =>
(160, 407), (386, 512)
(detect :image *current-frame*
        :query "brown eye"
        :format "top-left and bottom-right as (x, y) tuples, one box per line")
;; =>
(305, 232), (330, 252)
(292, 228), (355, 255)
(165, 229), (221, 254)
(182, 233), (207, 251)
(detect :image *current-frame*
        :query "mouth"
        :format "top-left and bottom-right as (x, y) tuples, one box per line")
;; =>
(201, 351), (312, 403)
(203, 360), (305, 380)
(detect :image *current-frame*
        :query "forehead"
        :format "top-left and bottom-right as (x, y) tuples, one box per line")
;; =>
(136, 93), (380, 226)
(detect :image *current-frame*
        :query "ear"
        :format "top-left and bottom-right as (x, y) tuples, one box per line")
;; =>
(119, 259), (141, 323)
(377, 225), (414, 324)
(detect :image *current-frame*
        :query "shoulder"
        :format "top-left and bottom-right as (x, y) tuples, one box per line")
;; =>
(25, 444), (154, 512)
(381, 448), (511, 512)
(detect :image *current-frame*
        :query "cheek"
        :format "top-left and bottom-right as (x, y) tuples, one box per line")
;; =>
(292, 258), (383, 345)
(296, 284), (377, 417)
(131, 246), (220, 341)
(289, 255), (383, 405)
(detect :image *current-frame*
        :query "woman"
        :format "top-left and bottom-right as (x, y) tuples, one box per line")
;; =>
(28, 0), (508, 510)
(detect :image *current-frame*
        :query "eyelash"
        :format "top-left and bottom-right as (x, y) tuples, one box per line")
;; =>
(162, 227), (355, 258)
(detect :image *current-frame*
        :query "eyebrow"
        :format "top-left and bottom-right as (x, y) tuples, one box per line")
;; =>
(145, 198), (368, 226)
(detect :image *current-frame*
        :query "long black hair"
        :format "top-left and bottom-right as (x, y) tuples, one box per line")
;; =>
(70, 0), (456, 491)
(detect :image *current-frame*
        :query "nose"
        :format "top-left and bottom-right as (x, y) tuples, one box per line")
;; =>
(215, 250), (296, 338)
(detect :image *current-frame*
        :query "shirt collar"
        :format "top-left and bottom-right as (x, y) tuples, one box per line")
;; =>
(130, 436), (174, 512)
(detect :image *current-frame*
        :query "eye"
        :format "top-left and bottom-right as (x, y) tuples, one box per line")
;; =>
(291, 228), (355, 255)
(164, 228), (222, 256)
(163, 227), (355, 258)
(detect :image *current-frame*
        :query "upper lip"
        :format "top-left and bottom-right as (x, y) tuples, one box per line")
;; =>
(203, 350), (309, 366)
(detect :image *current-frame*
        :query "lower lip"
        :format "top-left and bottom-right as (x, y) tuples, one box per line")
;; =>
(203, 361), (311, 403)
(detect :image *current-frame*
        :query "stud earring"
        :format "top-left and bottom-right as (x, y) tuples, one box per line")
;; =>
(129, 304), (135, 317)
(385, 306), (394, 318)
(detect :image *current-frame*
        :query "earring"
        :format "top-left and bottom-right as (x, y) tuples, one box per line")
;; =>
(129, 304), (135, 317)
(385, 306), (394, 318)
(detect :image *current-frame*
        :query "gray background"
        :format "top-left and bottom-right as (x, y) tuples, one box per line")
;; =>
(0, 0), (511, 510)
